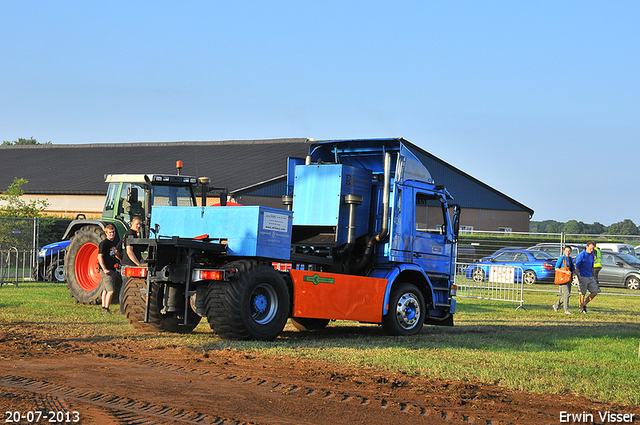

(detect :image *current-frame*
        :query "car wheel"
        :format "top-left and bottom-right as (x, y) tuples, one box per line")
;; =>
(625, 276), (640, 290)
(472, 268), (485, 282)
(523, 270), (537, 285)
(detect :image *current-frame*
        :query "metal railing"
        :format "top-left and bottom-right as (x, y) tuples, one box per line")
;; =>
(455, 263), (526, 310)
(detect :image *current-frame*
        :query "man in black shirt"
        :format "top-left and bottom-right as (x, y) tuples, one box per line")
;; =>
(119, 216), (144, 313)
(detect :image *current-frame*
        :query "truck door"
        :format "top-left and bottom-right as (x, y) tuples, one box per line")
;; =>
(411, 189), (453, 275)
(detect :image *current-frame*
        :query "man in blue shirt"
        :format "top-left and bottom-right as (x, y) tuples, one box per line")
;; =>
(575, 241), (600, 313)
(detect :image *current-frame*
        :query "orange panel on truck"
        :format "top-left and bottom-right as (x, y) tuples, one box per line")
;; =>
(290, 269), (388, 323)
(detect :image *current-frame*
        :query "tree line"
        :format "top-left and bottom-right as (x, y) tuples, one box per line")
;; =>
(530, 219), (640, 235)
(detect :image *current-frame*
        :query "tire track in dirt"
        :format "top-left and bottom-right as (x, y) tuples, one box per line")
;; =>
(0, 375), (248, 425)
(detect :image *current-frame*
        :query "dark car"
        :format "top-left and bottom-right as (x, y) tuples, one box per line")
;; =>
(466, 249), (556, 285)
(477, 247), (525, 262)
(581, 251), (640, 290)
(527, 243), (586, 260)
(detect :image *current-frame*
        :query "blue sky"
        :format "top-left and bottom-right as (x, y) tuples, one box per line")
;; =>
(2, 1), (638, 226)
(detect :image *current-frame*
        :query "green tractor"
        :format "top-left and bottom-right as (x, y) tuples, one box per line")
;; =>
(62, 172), (203, 304)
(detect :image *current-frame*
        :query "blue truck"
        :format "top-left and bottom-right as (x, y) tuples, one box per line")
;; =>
(117, 138), (461, 340)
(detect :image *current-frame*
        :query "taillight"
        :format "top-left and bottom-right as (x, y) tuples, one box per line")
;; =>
(125, 266), (147, 277)
(192, 269), (228, 281)
(543, 262), (554, 270)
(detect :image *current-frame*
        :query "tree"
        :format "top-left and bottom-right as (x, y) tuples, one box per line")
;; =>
(563, 220), (585, 234)
(2, 137), (51, 146)
(607, 219), (640, 235)
(0, 177), (49, 218)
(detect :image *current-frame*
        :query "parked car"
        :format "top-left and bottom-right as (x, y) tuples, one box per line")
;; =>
(575, 251), (640, 290)
(33, 240), (69, 282)
(527, 243), (586, 260)
(477, 247), (525, 262)
(465, 249), (556, 285)
(596, 243), (636, 257)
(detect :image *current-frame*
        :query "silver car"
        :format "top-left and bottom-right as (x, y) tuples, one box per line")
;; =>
(595, 251), (640, 290)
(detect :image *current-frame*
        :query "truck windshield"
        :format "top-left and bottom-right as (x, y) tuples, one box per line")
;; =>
(152, 185), (195, 207)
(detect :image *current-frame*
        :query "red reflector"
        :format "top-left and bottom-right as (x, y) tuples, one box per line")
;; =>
(201, 270), (224, 280)
(194, 234), (209, 240)
(125, 267), (147, 278)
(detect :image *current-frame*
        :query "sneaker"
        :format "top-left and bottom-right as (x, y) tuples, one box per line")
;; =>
(581, 307), (587, 314)
(101, 307), (111, 314)
(565, 310), (572, 315)
(583, 305), (588, 313)
(552, 304), (558, 312)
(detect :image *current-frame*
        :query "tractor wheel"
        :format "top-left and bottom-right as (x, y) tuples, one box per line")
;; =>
(46, 261), (66, 283)
(122, 278), (200, 333)
(382, 283), (425, 336)
(523, 270), (537, 285)
(65, 226), (105, 304)
(205, 260), (290, 341)
(290, 318), (330, 331)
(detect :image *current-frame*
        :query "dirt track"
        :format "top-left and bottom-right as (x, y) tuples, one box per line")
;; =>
(1, 324), (638, 425)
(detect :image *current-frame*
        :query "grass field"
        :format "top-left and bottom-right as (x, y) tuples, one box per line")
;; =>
(1, 281), (639, 406)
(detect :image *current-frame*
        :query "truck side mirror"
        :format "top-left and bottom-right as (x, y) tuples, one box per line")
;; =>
(451, 204), (461, 243)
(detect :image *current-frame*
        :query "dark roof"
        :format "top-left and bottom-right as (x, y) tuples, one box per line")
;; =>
(1, 139), (311, 195)
(1, 137), (532, 215)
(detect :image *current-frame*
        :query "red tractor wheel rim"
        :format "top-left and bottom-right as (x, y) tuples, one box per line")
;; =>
(76, 243), (101, 291)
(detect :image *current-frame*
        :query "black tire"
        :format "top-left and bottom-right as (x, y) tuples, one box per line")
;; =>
(523, 270), (537, 285)
(382, 283), (426, 336)
(65, 226), (105, 304)
(290, 318), (330, 331)
(205, 260), (290, 341)
(122, 278), (200, 333)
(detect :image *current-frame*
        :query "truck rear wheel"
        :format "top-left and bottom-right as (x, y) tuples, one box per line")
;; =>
(290, 318), (330, 331)
(122, 278), (200, 333)
(65, 226), (105, 304)
(382, 283), (426, 336)
(205, 260), (290, 340)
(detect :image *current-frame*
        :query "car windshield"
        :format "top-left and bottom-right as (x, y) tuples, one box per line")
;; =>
(617, 253), (640, 265)
(529, 250), (554, 260)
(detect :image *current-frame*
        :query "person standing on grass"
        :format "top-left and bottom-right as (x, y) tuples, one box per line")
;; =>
(553, 245), (574, 314)
(575, 241), (600, 314)
(97, 224), (120, 314)
(593, 245), (602, 283)
(118, 216), (144, 314)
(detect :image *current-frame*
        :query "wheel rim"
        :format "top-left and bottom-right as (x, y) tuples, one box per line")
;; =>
(394, 292), (421, 330)
(54, 265), (65, 282)
(472, 268), (484, 282)
(524, 271), (535, 285)
(627, 277), (639, 290)
(250, 283), (278, 325)
(76, 243), (101, 291)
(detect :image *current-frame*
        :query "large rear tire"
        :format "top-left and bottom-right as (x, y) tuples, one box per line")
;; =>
(65, 226), (105, 304)
(122, 278), (200, 333)
(382, 283), (426, 336)
(205, 260), (290, 340)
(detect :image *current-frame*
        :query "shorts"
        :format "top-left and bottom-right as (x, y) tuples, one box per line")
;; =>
(578, 275), (600, 295)
(100, 269), (117, 292)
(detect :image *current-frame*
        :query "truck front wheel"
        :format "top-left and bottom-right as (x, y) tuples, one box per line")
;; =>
(65, 226), (105, 304)
(382, 283), (426, 336)
(122, 278), (200, 333)
(205, 260), (290, 341)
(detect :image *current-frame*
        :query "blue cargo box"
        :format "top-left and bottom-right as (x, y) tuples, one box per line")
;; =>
(151, 206), (293, 260)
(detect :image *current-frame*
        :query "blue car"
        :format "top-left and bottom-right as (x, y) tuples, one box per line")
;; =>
(466, 249), (556, 285)
(34, 240), (70, 282)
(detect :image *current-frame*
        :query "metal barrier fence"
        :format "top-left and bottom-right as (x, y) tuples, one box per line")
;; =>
(0, 248), (37, 286)
(455, 263), (526, 311)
